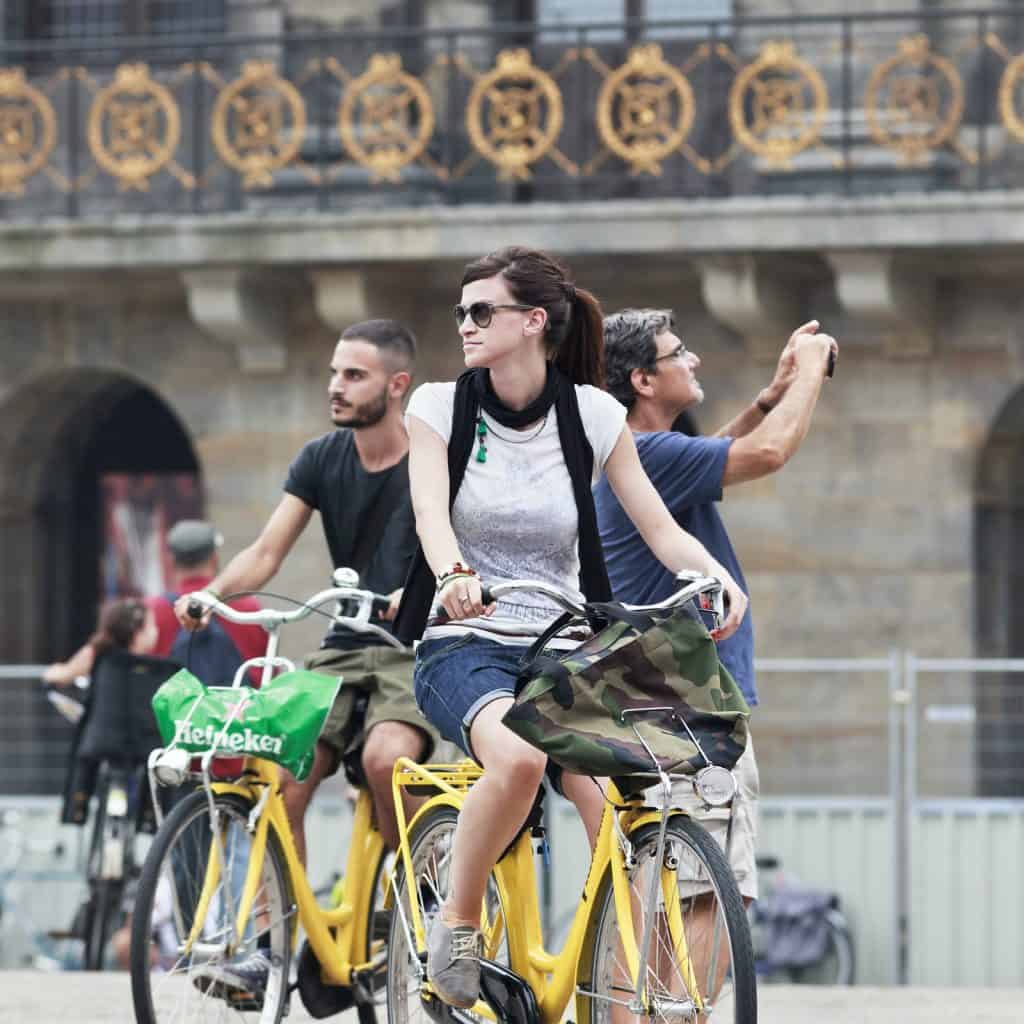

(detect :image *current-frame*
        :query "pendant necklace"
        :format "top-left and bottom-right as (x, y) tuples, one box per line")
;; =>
(475, 410), (549, 463)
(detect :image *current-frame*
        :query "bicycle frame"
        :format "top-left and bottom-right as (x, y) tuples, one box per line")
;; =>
(391, 758), (704, 1024)
(174, 752), (386, 987)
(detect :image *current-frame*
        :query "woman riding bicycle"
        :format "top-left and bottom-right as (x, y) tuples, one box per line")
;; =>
(46, 598), (169, 825)
(394, 245), (749, 1009)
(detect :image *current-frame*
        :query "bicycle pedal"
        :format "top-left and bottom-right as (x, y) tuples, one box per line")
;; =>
(225, 991), (264, 1012)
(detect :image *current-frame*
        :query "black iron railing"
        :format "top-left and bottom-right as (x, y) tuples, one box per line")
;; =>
(2, 8), (1024, 220)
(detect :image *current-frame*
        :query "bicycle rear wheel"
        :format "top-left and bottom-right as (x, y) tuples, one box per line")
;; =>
(129, 790), (293, 1024)
(578, 814), (756, 1024)
(781, 914), (855, 985)
(386, 805), (510, 1024)
(84, 770), (130, 971)
(84, 879), (123, 970)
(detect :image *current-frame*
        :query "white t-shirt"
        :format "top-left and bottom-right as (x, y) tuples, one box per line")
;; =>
(407, 381), (627, 644)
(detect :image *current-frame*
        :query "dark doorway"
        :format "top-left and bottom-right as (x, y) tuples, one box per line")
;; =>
(974, 389), (1024, 796)
(0, 371), (199, 794)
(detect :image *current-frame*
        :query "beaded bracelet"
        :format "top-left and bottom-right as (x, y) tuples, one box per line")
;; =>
(438, 573), (477, 593)
(437, 563), (478, 590)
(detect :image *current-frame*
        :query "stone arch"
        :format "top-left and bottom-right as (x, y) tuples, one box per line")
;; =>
(973, 386), (1024, 795)
(0, 368), (200, 794)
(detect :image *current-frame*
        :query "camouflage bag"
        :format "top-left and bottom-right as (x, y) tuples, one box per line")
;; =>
(502, 603), (750, 777)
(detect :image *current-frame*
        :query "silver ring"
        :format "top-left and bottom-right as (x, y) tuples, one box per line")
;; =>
(460, 596), (471, 605)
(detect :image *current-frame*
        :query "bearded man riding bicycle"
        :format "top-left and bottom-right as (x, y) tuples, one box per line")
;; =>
(174, 319), (439, 1003)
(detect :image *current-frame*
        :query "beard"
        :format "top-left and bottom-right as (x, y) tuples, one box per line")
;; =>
(331, 387), (389, 429)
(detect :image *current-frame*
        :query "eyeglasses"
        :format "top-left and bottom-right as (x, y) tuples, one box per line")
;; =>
(453, 301), (535, 329)
(654, 342), (688, 364)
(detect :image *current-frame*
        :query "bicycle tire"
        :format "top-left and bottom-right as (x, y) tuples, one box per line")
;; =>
(85, 780), (108, 886)
(83, 784), (110, 971)
(84, 879), (122, 971)
(386, 804), (509, 1024)
(577, 814), (757, 1024)
(84, 771), (129, 971)
(129, 789), (293, 1024)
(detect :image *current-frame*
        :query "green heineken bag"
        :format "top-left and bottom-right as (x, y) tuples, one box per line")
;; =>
(502, 604), (750, 778)
(151, 669), (342, 781)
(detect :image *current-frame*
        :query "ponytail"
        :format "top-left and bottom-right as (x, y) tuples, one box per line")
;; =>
(554, 285), (604, 388)
(462, 245), (605, 388)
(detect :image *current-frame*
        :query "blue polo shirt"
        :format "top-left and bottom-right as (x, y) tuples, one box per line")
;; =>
(593, 432), (757, 706)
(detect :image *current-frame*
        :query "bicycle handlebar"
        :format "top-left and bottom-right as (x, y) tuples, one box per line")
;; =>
(185, 585), (403, 648)
(431, 571), (725, 625)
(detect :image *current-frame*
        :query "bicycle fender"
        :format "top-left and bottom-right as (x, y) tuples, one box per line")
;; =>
(208, 782), (257, 802)
(626, 808), (691, 835)
(384, 795), (463, 911)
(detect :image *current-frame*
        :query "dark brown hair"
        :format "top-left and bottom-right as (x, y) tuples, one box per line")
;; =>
(340, 318), (417, 371)
(89, 597), (148, 659)
(461, 246), (605, 387)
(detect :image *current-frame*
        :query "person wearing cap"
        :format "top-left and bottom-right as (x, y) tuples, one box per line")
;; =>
(150, 518), (265, 665)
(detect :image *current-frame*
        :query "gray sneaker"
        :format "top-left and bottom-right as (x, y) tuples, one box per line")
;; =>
(427, 916), (482, 1009)
(193, 949), (270, 1008)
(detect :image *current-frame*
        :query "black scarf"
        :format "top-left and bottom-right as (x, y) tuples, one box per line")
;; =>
(394, 366), (612, 645)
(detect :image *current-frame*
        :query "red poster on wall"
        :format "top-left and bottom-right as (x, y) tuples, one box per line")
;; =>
(99, 473), (202, 599)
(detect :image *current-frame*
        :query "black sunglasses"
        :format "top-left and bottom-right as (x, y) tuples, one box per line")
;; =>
(453, 301), (534, 329)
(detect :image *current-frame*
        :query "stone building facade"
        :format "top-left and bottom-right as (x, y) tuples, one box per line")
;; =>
(3, 0), (1024, 797)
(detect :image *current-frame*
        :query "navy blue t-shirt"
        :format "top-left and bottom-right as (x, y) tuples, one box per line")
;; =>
(593, 432), (757, 706)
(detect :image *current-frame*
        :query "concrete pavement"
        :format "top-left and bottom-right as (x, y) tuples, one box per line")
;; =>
(2, 973), (1024, 1023)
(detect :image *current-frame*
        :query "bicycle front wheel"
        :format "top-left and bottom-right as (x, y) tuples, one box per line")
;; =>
(130, 790), (293, 1024)
(386, 804), (510, 1024)
(578, 814), (756, 1024)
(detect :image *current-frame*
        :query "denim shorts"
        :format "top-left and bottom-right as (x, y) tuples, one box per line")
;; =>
(413, 633), (529, 759)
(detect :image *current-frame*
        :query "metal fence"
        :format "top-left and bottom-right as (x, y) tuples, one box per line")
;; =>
(4, 7), (1024, 217)
(0, 666), (72, 796)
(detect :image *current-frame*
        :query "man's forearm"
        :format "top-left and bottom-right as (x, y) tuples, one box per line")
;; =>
(714, 394), (774, 440)
(207, 545), (280, 599)
(753, 358), (828, 462)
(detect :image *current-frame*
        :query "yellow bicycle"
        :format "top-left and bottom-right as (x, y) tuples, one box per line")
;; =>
(129, 575), (404, 1024)
(386, 575), (757, 1024)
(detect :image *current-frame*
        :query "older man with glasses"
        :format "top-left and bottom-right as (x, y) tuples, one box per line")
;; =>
(593, 309), (837, 906)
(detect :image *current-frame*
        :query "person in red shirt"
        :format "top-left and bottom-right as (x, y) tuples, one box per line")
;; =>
(149, 519), (266, 668)
(44, 520), (267, 684)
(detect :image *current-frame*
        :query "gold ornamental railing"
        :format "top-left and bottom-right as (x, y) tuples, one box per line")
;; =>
(3, 10), (1024, 217)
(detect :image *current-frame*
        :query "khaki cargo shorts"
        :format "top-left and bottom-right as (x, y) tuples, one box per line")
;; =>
(304, 644), (440, 775)
(661, 734), (760, 901)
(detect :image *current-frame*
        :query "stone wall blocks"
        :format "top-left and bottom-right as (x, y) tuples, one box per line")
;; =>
(181, 267), (304, 374)
(308, 268), (370, 334)
(827, 250), (935, 358)
(697, 253), (822, 362)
